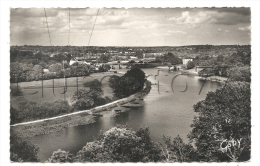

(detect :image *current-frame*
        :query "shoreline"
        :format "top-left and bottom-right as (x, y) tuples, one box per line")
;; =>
(11, 80), (151, 138)
(196, 75), (228, 84)
(156, 66), (228, 84)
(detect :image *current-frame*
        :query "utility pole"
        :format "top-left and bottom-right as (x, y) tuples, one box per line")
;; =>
(77, 76), (78, 98)
(16, 74), (19, 89)
(76, 64), (82, 99)
(41, 68), (44, 98)
(53, 78), (54, 94)
(63, 60), (66, 101)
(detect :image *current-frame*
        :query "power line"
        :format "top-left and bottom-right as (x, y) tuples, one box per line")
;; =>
(44, 8), (52, 46)
(87, 8), (99, 46)
(68, 8), (70, 46)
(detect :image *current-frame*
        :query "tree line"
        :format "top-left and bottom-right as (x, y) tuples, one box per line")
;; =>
(196, 50), (251, 77)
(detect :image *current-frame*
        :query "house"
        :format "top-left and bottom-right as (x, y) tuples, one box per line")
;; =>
(182, 58), (193, 65)
(130, 56), (138, 60)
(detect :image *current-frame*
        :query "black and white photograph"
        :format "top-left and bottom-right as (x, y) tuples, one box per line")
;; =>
(0, 0), (259, 165)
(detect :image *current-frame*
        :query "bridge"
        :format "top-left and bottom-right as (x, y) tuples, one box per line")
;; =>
(195, 65), (229, 72)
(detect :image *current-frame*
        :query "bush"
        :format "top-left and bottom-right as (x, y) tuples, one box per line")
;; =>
(10, 106), (21, 124)
(72, 98), (94, 110)
(46, 149), (73, 163)
(37, 100), (72, 118)
(10, 100), (72, 124)
(71, 88), (109, 110)
(48, 63), (62, 73)
(10, 134), (39, 162)
(83, 79), (102, 92)
(186, 61), (195, 69)
(228, 66), (251, 82)
(10, 86), (23, 96)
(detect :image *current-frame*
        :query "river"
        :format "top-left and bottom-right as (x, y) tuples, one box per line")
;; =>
(29, 67), (222, 161)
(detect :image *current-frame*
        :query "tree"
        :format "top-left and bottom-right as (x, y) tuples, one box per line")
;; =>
(70, 64), (90, 77)
(71, 88), (106, 110)
(186, 61), (195, 69)
(10, 62), (32, 82)
(227, 66), (251, 82)
(102, 64), (111, 71)
(11, 99), (72, 123)
(37, 100), (72, 118)
(98, 54), (110, 63)
(10, 134), (39, 162)
(109, 75), (140, 98)
(188, 81), (251, 162)
(48, 63), (62, 73)
(217, 55), (224, 62)
(75, 127), (163, 162)
(136, 51), (144, 59)
(159, 52), (182, 65)
(71, 89), (95, 109)
(29, 65), (43, 81)
(46, 149), (74, 163)
(83, 79), (102, 93)
(161, 135), (197, 162)
(10, 85), (23, 96)
(124, 67), (145, 90)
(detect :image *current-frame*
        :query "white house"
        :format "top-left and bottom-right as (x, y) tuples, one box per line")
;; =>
(182, 58), (193, 65)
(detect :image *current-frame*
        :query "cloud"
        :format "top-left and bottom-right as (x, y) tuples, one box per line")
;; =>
(238, 26), (251, 31)
(168, 9), (250, 26)
(120, 20), (158, 30)
(168, 11), (214, 28)
(11, 8), (59, 18)
(165, 30), (187, 35)
(10, 8), (251, 46)
(213, 7), (250, 16)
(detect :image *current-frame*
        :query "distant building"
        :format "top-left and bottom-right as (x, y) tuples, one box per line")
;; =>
(144, 53), (164, 57)
(182, 58), (193, 65)
(130, 56), (138, 60)
(69, 57), (94, 65)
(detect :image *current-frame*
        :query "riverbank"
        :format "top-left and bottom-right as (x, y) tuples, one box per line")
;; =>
(11, 80), (151, 138)
(196, 75), (228, 84)
(179, 68), (228, 84)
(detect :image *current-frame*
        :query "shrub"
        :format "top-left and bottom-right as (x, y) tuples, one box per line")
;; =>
(10, 86), (23, 96)
(10, 100), (72, 124)
(228, 66), (251, 82)
(46, 149), (73, 163)
(10, 134), (39, 162)
(186, 61), (195, 69)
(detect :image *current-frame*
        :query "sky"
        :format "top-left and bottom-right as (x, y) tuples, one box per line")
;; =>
(10, 8), (251, 46)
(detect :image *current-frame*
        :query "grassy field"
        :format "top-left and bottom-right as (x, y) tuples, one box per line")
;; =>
(10, 72), (121, 106)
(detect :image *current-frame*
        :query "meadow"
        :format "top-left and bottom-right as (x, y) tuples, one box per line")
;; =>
(10, 72), (121, 106)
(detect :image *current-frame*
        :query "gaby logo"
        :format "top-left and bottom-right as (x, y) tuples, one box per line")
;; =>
(219, 138), (242, 153)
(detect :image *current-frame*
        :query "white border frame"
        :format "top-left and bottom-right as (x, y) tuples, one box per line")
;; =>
(1, 1), (259, 166)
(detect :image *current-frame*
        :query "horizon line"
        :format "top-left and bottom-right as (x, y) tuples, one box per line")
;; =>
(10, 44), (251, 47)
